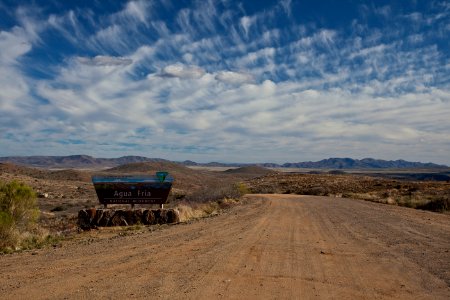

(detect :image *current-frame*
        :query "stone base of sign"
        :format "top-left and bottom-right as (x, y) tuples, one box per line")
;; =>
(78, 208), (180, 230)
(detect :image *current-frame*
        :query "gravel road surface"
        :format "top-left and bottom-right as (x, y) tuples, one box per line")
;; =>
(1, 194), (449, 299)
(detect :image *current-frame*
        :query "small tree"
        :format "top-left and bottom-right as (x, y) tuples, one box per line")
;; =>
(0, 181), (40, 250)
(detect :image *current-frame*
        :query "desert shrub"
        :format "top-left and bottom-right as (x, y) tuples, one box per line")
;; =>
(0, 180), (39, 229)
(0, 180), (44, 252)
(235, 182), (250, 196)
(301, 186), (329, 196)
(218, 198), (240, 209)
(328, 170), (346, 175)
(50, 206), (65, 212)
(417, 197), (450, 212)
(176, 201), (220, 222)
(0, 211), (18, 250)
(176, 203), (207, 221)
(188, 182), (247, 203)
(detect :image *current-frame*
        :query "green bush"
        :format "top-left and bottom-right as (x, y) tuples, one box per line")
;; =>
(417, 197), (450, 212)
(0, 180), (40, 251)
(0, 211), (18, 250)
(0, 180), (39, 228)
(235, 182), (250, 196)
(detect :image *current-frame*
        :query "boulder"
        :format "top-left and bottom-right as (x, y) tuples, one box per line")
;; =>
(78, 207), (180, 229)
(165, 209), (180, 224)
(142, 209), (155, 225)
(77, 210), (91, 230)
(123, 210), (135, 225)
(86, 208), (96, 220)
(98, 209), (115, 227)
(153, 209), (164, 224)
(92, 209), (104, 226)
(110, 210), (128, 226)
(131, 209), (144, 225)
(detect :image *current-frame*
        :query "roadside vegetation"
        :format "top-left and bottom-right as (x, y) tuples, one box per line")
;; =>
(0, 181), (59, 253)
(340, 191), (450, 212)
(246, 173), (450, 213)
(174, 182), (249, 222)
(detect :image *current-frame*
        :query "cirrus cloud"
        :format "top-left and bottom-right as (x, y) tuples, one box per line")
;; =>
(0, 0), (449, 165)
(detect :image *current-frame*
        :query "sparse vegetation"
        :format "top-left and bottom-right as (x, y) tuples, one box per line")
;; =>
(187, 182), (249, 203)
(417, 195), (450, 212)
(50, 205), (66, 212)
(0, 180), (59, 253)
(172, 182), (247, 222)
(176, 198), (241, 222)
(247, 173), (450, 213)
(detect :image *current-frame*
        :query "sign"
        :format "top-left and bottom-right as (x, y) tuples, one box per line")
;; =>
(92, 174), (173, 205)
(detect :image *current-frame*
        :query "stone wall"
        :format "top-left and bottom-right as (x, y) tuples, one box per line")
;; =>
(78, 208), (180, 230)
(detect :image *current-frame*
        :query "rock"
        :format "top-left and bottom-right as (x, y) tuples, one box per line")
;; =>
(110, 210), (128, 226)
(122, 210), (135, 225)
(92, 209), (104, 226)
(123, 210), (143, 225)
(132, 209), (144, 225)
(38, 192), (48, 198)
(165, 209), (180, 224)
(79, 208), (180, 228)
(85, 208), (97, 228)
(142, 209), (155, 225)
(86, 208), (96, 220)
(98, 209), (115, 227)
(77, 210), (91, 230)
(153, 209), (164, 224)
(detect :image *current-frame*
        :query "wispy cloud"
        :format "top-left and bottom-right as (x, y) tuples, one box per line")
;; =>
(77, 55), (133, 66)
(0, 0), (449, 164)
(159, 63), (205, 79)
(215, 71), (253, 84)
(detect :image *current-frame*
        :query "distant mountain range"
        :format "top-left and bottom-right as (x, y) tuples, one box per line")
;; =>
(276, 158), (448, 169)
(0, 155), (447, 169)
(0, 155), (168, 169)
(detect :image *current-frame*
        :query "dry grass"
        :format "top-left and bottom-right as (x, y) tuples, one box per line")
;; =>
(247, 173), (450, 213)
(173, 181), (247, 222)
(176, 198), (241, 222)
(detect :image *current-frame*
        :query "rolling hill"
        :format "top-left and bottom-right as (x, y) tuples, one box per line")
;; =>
(0, 155), (447, 169)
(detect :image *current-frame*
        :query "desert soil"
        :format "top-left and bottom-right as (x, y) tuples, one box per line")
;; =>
(1, 194), (450, 299)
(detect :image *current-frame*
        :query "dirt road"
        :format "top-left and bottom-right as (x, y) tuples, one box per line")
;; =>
(1, 194), (450, 299)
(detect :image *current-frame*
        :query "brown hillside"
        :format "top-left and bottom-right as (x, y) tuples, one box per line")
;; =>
(224, 165), (276, 176)
(105, 161), (192, 174)
(99, 162), (229, 194)
(0, 163), (91, 182)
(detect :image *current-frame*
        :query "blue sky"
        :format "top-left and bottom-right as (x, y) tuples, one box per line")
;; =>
(0, 0), (449, 164)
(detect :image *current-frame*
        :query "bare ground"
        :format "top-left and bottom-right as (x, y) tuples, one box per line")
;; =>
(1, 194), (450, 299)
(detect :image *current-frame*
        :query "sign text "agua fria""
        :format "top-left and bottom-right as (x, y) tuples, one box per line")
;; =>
(113, 190), (152, 198)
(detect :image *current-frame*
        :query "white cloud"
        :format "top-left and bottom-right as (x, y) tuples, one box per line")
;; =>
(77, 55), (133, 66)
(215, 71), (253, 84)
(121, 0), (150, 25)
(240, 16), (255, 37)
(0, 28), (32, 64)
(159, 63), (205, 79)
(349, 44), (390, 59)
(1, 0), (449, 164)
(90, 24), (128, 53)
(236, 47), (275, 66)
(407, 33), (424, 44)
(279, 0), (292, 17)
(0, 25), (34, 114)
